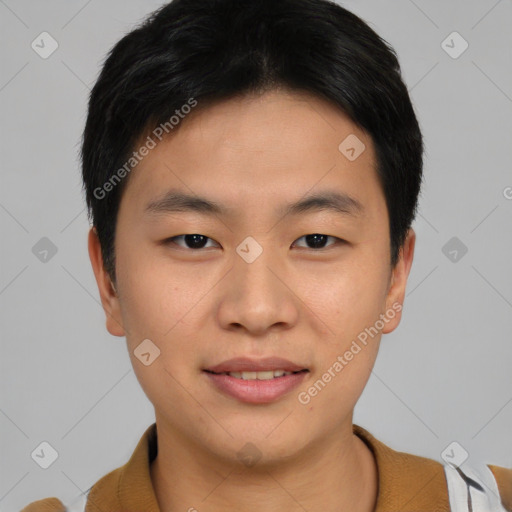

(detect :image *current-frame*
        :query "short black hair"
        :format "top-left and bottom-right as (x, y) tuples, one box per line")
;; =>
(81, 0), (423, 281)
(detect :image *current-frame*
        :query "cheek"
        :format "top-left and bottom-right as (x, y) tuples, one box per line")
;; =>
(302, 254), (390, 337)
(315, 351), (377, 424)
(302, 272), (386, 419)
(116, 251), (201, 405)
(298, 253), (389, 407)
(298, 334), (380, 428)
(115, 240), (200, 339)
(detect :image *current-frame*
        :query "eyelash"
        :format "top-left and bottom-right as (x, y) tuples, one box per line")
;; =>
(164, 234), (344, 251)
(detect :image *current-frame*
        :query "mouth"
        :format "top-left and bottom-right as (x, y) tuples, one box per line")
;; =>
(203, 369), (309, 380)
(203, 369), (309, 404)
(202, 356), (310, 403)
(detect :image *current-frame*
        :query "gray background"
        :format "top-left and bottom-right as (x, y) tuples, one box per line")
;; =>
(1, 0), (511, 510)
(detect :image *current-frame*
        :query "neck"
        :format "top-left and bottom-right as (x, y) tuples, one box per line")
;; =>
(150, 420), (378, 512)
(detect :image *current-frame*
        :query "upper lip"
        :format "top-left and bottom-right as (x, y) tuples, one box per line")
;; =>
(204, 357), (308, 373)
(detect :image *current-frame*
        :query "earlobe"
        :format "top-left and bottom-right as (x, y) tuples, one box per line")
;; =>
(382, 229), (416, 334)
(87, 227), (126, 337)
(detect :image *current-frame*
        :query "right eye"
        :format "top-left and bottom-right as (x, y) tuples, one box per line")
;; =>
(163, 234), (220, 250)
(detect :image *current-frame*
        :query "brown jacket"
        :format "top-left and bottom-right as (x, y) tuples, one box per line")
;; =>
(21, 423), (512, 511)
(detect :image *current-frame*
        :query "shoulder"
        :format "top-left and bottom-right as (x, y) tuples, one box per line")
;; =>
(20, 497), (66, 512)
(353, 424), (512, 511)
(21, 423), (156, 511)
(489, 464), (512, 511)
(20, 466), (122, 512)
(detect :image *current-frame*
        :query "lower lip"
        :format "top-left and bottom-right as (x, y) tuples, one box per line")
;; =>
(203, 371), (308, 404)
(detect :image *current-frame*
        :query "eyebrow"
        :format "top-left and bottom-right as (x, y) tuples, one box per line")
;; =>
(144, 189), (364, 219)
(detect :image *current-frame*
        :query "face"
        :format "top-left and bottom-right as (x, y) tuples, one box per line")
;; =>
(89, 89), (415, 464)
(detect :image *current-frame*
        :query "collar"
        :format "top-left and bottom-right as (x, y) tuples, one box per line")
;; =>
(86, 422), (450, 512)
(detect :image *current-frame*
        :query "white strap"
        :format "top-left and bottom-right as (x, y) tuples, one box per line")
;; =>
(65, 489), (89, 512)
(444, 462), (507, 512)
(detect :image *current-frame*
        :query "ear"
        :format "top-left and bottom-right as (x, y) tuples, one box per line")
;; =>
(87, 227), (125, 337)
(382, 228), (416, 334)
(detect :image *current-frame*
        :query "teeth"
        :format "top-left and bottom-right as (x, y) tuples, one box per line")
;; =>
(227, 370), (293, 380)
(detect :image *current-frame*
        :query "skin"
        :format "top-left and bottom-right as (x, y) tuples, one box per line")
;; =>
(89, 89), (415, 512)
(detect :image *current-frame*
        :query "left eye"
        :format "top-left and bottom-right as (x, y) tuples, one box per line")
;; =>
(292, 234), (340, 249)
(165, 233), (340, 250)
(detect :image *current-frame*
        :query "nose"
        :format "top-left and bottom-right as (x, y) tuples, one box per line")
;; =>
(216, 249), (299, 336)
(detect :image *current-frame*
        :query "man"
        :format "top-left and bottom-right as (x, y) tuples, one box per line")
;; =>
(22, 0), (511, 510)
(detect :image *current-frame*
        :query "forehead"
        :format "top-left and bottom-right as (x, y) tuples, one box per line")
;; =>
(120, 89), (384, 220)
(165, 89), (367, 159)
